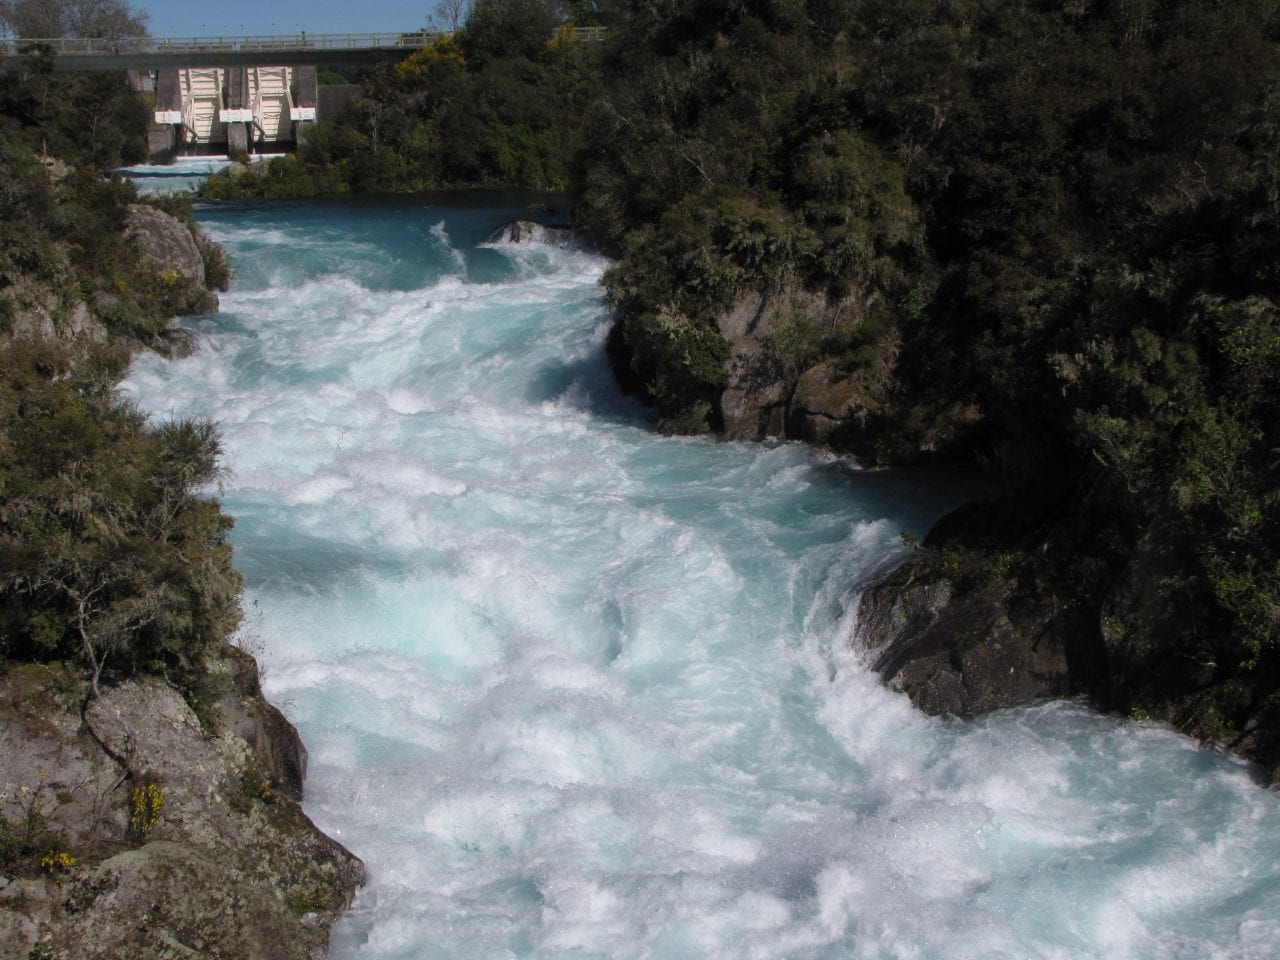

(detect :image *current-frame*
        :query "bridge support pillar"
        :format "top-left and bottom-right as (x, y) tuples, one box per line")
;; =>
(226, 121), (249, 157)
(147, 123), (176, 162)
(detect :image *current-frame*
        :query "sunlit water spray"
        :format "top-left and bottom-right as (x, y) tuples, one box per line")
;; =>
(121, 196), (1280, 960)
(119, 155), (284, 196)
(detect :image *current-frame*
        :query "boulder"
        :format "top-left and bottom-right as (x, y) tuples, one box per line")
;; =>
(124, 205), (205, 287)
(500, 220), (579, 247)
(123, 205), (219, 315)
(854, 551), (1093, 716)
(853, 521), (1280, 785)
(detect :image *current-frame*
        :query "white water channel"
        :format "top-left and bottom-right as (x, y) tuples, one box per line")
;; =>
(120, 196), (1280, 960)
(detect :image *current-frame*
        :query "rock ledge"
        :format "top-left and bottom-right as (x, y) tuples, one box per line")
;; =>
(0, 649), (363, 960)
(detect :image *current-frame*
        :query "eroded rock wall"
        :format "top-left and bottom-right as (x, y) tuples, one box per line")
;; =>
(0, 650), (363, 960)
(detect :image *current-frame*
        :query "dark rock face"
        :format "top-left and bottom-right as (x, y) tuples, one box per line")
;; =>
(0, 649), (363, 960)
(786, 360), (877, 448)
(711, 287), (888, 457)
(716, 290), (789, 440)
(204, 646), (308, 802)
(854, 523), (1280, 786)
(855, 558), (1092, 716)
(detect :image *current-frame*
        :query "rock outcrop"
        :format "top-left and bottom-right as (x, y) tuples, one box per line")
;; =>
(0, 650), (363, 960)
(2, 203), (223, 353)
(711, 287), (888, 457)
(124, 204), (220, 315)
(852, 518), (1280, 786)
(854, 553), (1095, 717)
(5, 298), (108, 346)
(497, 219), (583, 248)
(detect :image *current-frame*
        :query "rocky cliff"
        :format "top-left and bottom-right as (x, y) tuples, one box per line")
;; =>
(0, 648), (363, 960)
(851, 515), (1280, 787)
(714, 288), (888, 453)
(700, 285), (1280, 787)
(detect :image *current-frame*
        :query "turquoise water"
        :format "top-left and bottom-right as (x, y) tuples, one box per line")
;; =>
(121, 197), (1280, 960)
(120, 154), (283, 196)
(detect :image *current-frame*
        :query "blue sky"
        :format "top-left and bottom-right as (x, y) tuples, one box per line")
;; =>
(140, 1), (432, 38)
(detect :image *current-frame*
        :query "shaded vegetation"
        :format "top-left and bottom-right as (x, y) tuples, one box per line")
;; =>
(200, 6), (606, 199)
(577, 0), (1280, 758)
(1, 56), (241, 698)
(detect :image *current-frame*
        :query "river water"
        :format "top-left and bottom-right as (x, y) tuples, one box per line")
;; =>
(120, 196), (1280, 960)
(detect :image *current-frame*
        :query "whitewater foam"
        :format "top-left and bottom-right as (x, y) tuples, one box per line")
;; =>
(120, 197), (1280, 960)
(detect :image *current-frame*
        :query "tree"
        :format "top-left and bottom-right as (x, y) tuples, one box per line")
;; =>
(428, 0), (473, 33)
(463, 0), (562, 60)
(0, 0), (147, 39)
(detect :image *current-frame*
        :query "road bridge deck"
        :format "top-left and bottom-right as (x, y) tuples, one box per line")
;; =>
(0, 28), (606, 71)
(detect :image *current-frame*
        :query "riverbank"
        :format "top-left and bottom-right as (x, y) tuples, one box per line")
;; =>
(0, 133), (362, 954)
(580, 2), (1280, 783)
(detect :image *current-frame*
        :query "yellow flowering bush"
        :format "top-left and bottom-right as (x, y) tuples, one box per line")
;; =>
(40, 850), (76, 881)
(130, 782), (165, 838)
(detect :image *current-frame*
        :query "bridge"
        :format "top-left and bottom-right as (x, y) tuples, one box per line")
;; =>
(1, 29), (607, 154)
(0, 29), (606, 71)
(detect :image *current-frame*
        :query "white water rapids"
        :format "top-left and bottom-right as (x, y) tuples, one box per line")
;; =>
(120, 196), (1280, 960)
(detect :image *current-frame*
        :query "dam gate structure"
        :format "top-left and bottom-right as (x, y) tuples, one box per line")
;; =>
(0, 30), (607, 156)
(152, 64), (319, 155)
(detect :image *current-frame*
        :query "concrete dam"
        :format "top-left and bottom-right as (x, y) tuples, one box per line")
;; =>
(152, 64), (322, 155)
(1, 30), (607, 156)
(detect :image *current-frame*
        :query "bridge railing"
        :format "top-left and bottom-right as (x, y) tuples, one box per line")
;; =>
(0, 33), (443, 56)
(0, 27), (607, 58)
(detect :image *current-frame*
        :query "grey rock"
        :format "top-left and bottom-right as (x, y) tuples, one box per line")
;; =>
(124, 205), (206, 287)
(0, 649), (363, 960)
(200, 646), (308, 802)
(123, 204), (220, 316)
(2, 291), (105, 346)
(66, 302), (108, 344)
(716, 291), (789, 440)
(787, 360), (876, 446)
(500, 220), (579, 247)
(712, 287), (883, 451)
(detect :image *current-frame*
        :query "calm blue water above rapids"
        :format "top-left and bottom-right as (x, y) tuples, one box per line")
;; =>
(120, 195), (1280, 960)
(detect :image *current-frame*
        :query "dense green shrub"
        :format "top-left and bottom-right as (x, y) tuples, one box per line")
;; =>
(0, 342), (243, 694)
(2, 65), (244, 699)
(576, 0), (1279, 701)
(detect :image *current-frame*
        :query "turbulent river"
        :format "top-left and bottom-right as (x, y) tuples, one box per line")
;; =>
(120, 194), (1280, 960)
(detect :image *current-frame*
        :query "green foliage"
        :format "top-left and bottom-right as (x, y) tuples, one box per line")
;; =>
(635, 303), (730, 411)
(0, 51), (148, 169)
(200, 28), (604, 200)
(0, 341), (243, 692)
(577, 0), (1280, 698)
(463, 0), (562, 62)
